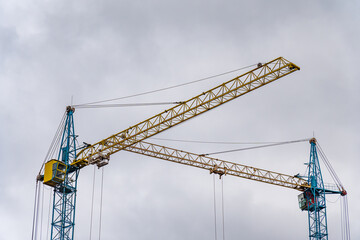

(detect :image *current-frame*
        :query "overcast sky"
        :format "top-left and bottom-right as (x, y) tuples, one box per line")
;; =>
(0, 0), (359, 239)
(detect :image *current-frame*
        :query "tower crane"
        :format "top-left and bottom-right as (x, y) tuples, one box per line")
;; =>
(35, 57), (347, 240)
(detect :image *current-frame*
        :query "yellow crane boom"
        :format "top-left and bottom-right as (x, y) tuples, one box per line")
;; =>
(71, 57), (300, 168)
(40, 56), (303, 240)
(125, 141), (310, 191)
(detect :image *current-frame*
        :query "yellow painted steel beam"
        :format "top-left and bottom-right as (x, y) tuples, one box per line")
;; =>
(72, 57), (300, 168)
(125, 141), (310, 191)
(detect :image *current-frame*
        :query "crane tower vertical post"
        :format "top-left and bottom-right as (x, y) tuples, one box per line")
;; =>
(50, 106), (79, 240)
(306, 138), (328, 240)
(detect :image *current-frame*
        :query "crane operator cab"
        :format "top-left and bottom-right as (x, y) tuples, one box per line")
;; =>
(43, 159), (67, 187)
(298, 191), (320, 212)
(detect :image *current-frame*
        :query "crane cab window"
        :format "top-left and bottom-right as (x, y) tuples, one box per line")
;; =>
(43, 160), (67, 187)
(298, 193), (307, 210)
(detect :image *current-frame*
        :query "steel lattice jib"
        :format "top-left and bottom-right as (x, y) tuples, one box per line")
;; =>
(43, 159), (67, 187)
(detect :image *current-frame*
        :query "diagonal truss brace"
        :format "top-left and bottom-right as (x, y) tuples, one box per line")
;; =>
(124, 141), (310, 191)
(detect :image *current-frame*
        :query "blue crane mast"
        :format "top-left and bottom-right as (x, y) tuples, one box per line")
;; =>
(44, 106), (80, 240)
(307, 138), (328, 239)
(297, 138), (347, 240)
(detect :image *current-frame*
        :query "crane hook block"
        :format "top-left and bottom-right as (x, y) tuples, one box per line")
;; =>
(210, 165), (226, 179)
(43, 159), (68, 187)
(88, 152), (110, 168)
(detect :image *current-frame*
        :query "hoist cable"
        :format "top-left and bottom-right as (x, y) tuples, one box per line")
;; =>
(33, 181), (42, 240)
(89, 166), (96, 240)
(46, 188), (52, 240)
(31, 181), (39, 240)
(341, 196), (344, 239)
(73, 63), (258, 107)
(213, 175), (218, 240)
(40, 184), (44, 240)
(340, 196), (350, 240)
(341, 195), (350, 240)
(221, 177), (225, 240)
(325, 195), (341, 204)
(36, 183), (41, 240)
(341, 196), (348, 240)
(346, 196), (350, 240)
(203, 138), (310, 156)
(98, 167), (105, 240)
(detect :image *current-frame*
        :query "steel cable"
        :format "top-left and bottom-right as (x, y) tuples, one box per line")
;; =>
(34, 181), (41, 240)
(203, 138), (310, 156)
(89, 165), (96, 240)
(316, 141), (350, 239)
(341, 196), (344, 239)
(151, 137), (282, 145)
(38, 112), (67, 175)
(40, 184), (44, 240)
(221, 178), (225, 240)
(342, 195), (351, 240)
(73, 64), (257, 107)
(98, 167), (104, 240)
(46, 188), (52, 240)
(316, 142), (343, 190)
(213, 175), (218, 240)
(31, 181), (39, 240)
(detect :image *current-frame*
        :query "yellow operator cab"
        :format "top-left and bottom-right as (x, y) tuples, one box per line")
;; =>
(43, 159), (67, 187)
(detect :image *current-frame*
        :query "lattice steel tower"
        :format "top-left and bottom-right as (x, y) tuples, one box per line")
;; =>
(306, 138), (328, 239)
(49, 106), (79, 240)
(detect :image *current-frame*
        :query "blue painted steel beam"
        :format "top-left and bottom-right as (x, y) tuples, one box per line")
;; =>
(50, 107), (79, 240)
(306, 138), (328, 240)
